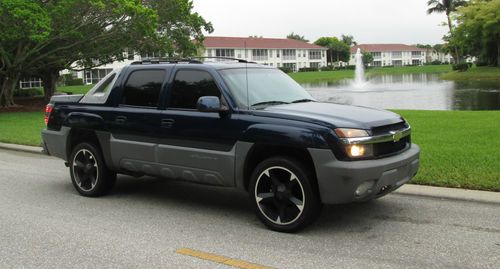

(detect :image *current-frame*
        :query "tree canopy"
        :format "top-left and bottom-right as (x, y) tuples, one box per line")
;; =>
(286, 32), (309, 42)
(0, 0), (213, 107)
(314, 37), (351, 64)
(450, 0), (499, 66)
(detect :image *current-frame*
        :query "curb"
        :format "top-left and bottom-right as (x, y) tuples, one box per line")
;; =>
(395, 184), (500, 204)
(0, 142), (43, 155)
(1, 141), (499, 204)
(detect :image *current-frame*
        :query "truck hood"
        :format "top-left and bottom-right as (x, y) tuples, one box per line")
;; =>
(258, 102), (403, 129)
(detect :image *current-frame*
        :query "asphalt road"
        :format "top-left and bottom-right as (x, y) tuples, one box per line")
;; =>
(0, 148), (499, 268)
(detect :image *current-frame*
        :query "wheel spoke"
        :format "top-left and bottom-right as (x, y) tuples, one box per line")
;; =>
(277, 203), (287, 224)
(289, 196), (304, 212)
(256, 192), (274, 203)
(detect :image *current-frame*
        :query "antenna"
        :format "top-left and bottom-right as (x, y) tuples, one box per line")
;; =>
(245, 41), (249, 109)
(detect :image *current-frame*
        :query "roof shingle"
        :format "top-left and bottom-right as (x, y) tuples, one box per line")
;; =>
(203, 36), (325, 49)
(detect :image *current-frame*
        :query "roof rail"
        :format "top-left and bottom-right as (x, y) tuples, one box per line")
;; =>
(130, 57), (255, 65)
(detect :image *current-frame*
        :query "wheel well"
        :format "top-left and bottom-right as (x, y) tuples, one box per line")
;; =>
(66, 128), (100, 159)
(243, 144), (318, 191)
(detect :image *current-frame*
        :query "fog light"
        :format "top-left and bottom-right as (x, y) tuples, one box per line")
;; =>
(346, 144), (373, 158)
(350, 145), (365, 157)
(355, 181), (375, 197)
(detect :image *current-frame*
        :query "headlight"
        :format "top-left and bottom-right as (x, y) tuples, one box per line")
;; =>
(334, 128), (369, 138)
(334, 128), (373, 159)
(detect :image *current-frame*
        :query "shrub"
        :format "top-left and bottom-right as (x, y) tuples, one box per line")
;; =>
(431, 60), (442, 65)
(298, 67), (319, 72)
(320, 65), (334, 71)
(452, 63), (469, 72)
(13, 88), (43, 97)
(278, 67), (293, 73)
(476, 62), (488, 67)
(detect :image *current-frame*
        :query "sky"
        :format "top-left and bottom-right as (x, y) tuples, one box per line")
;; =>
(192, 0), (449, 45)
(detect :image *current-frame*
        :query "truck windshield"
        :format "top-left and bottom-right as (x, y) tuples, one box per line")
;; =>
(219, 68), (314, 109)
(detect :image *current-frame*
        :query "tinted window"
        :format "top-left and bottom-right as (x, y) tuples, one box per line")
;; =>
(121, 70), (165, 107)
(169, 70), (221, 109)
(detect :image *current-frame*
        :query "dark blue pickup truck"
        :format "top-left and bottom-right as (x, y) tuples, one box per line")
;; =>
(42, 59), (420, 232)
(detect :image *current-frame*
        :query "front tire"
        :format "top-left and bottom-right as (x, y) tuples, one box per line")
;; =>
(69, 142), (116, 197)
(249, 157), (321, 232)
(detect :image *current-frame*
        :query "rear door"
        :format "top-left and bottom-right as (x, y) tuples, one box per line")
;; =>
(109, 68), (167, 172)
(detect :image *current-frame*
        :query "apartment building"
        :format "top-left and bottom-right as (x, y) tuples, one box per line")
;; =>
(348, 44), (442, 67)
(202, 36), (328, 72)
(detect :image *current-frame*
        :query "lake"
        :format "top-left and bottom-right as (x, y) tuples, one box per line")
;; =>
(302, 73), (500, 110)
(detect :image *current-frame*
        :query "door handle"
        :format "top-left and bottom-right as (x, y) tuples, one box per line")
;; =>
(161, 118), (175, 128)
(115, 116), (127, 124)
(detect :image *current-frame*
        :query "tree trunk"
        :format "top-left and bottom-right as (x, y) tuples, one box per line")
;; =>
(497, 37), (500, 67)
(446, 13), (461, 64)
(0, 74), (20, 108)
(42, 70), (59, 104)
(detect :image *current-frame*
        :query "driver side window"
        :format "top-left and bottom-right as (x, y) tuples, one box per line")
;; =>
(168, 70), (221, 110)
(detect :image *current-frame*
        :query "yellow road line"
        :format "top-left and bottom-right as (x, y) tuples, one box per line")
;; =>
(176, 248), (274, 269)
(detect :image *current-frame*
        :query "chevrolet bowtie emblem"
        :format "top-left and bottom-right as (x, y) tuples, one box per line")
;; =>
(390, 130), (403, 142)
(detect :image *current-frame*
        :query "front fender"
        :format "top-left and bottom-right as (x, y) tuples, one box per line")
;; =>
(241, 123), (330, 149)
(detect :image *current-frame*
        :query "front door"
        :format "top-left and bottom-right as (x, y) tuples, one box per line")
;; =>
(157, 69), (241, 186)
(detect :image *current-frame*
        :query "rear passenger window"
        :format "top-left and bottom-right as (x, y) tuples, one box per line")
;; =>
(169, 70), (221, 109)
(121, 70), (165, 107)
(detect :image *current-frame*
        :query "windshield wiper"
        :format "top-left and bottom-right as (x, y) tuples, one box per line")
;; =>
(291, 99), (315, 103)
(251, 101), (290, 107)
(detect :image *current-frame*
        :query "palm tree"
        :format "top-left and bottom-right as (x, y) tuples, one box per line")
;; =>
(427, 0), (467, 63)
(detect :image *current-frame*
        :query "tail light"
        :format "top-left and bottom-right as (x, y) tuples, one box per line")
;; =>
(44, 104), (53, 125)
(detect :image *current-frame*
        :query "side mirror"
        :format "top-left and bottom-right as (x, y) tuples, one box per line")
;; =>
(196, 96), (228, 113)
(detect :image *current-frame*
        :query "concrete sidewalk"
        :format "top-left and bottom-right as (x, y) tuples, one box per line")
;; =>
(1, 141), (499, 204)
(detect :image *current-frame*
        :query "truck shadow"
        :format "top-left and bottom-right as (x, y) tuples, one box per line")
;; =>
(110, 174), (409, 234)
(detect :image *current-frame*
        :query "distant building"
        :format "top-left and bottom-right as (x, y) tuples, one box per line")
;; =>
(348, 44), (454, 67)
(201, 36), (328, 72)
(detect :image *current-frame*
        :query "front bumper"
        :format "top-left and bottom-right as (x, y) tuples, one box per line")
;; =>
(309, 144), (420, 204)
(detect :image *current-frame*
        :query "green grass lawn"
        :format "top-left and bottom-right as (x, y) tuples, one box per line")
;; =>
(57, 84), (94, 94)
(289, 70), (354, 84)
(0, 112), (45, 146)
(394, 110), (500, 191)
(0, 110), (498, 191)
(441, 66), (500, 81)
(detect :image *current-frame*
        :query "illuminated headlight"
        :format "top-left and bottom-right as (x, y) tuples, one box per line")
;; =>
(346, 144), (373, 158)
(334, 128), (373, 159)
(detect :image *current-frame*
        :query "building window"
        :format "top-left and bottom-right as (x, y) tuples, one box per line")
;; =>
(372, 52), (381, 59)
(372, 61), (382, 67)
(282, 62), (296, 71)
(391, 51), (402, 58)
(215, 49), (235, 57)
(310, 62), (320, 69)
(269, 50), (273, 58)
(252, 49), (268, 61)
(309, 50), (322, 60)
(276, 50), (280, 58)
(85, 68), (113, 85)
(412, 59), (421, 65)
(392, 60), (403, 66)
(411, 51), (422, 58)
(19, 77), (42, 89)
(207, 49), (212, 57)
(282, 49), (296, 60)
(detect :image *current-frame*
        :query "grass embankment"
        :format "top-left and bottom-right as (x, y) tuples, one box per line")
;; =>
(441, 66), (500, 81)
(394, 110), (500, 191)
(0, 110), (498, 191)
(289, 65), (452, 83)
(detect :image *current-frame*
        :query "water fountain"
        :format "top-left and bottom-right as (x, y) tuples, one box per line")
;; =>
(353, 48), (367, 88)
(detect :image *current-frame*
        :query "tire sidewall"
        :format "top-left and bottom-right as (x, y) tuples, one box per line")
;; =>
(249, 156), (320, 232)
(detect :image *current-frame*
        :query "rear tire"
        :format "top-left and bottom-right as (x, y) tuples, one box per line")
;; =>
(69, 142), (116, 197)
(249, 156), (322, 232)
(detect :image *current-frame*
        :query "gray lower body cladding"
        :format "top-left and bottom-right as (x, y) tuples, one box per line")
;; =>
(309, 144), (420, 204)
(41, 127), (71, 161)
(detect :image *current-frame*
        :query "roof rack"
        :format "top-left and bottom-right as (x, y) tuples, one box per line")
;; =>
(130, 56), (255, 65)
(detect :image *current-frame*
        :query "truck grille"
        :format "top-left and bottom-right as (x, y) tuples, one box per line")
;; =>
(372, 122), (411, 157)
